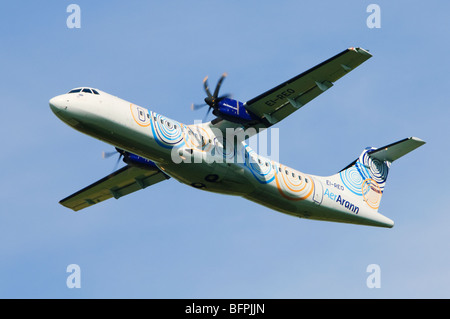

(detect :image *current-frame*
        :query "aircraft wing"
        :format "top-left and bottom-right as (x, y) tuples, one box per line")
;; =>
(59, 165), (170, 211)
(244, 47), (372, 126)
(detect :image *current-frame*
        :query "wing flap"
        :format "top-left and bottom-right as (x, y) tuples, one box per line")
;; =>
(59, 165), (169, 211)
(245, 47), (372, 126)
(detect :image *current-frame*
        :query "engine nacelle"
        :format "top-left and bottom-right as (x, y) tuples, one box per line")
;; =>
(122, 151), (158, 170)
(213, 98), (259, 124)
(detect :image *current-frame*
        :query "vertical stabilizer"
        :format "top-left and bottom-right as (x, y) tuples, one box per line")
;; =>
(338, 137), (425, 212)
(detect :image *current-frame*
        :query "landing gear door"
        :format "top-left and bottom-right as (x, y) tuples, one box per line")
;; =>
(313, 178), (323, 205)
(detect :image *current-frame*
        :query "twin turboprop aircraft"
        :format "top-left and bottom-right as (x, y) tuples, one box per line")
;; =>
(50, 47), (425, 228)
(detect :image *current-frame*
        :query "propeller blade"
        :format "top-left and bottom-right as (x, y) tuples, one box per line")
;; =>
(102, 148), (125, 172)
(112, 154), (123, 172)
(102, 150), (117, 159)
(191, 103), (207, 111)
(203, 76), (213, 98)
(213, 72), (227, 98)
(203, 106), (212, 122)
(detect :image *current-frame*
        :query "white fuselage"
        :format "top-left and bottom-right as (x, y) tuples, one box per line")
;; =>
(49, 89), (394, 228)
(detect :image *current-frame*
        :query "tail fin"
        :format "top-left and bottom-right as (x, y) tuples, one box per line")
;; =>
(338, 137), (425, 211)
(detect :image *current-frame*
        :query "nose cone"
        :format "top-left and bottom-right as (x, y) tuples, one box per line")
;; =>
(49, 95), (67, 114)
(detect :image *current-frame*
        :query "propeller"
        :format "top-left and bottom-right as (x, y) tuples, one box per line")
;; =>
(102, 148), (125, 172)
(191, 73), (231, 121)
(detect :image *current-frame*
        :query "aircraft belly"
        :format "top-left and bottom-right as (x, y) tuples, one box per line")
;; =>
(160, 162), (255, 196)
(244, 188), (298, 216)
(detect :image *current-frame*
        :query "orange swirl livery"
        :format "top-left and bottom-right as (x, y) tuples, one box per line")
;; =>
(274, 164), (314, 201)
(130, 104), (150, 127)
(50, 47), (425, 228)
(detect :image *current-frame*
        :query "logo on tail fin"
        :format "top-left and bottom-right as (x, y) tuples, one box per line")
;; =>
(339, 148), (390, 210)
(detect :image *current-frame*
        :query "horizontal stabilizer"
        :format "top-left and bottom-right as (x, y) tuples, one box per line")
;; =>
(368, 137), (426, 163)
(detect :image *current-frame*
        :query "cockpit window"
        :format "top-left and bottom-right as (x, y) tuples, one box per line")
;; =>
(68, 87), (100, 95)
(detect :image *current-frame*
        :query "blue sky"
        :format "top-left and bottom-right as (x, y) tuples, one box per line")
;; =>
(0, 1), (449, 298)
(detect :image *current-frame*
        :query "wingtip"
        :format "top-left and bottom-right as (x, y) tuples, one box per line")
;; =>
(409, 136), (426, 144)
(356, 47), (372, 57)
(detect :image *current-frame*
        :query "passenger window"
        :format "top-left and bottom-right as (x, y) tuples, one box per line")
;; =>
(305, 178), (309, 183)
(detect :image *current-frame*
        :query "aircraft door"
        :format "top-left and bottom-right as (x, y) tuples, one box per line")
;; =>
(313, 178), (323, 205)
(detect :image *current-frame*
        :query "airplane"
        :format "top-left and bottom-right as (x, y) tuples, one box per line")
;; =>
(49, 47), (425, 228)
